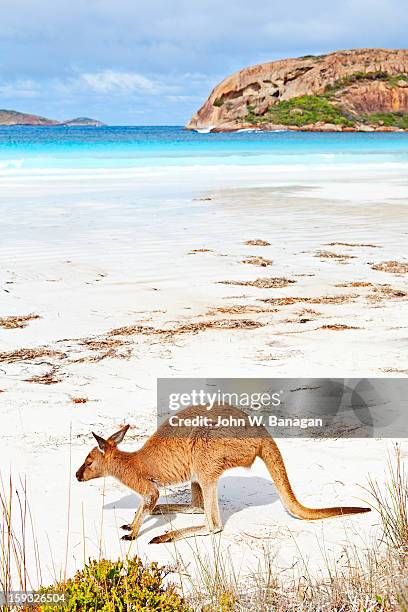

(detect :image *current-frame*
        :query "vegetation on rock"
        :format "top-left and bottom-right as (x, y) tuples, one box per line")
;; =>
(246, 95), (355, 127)
(366, 111), (408, 129)
(245, 71), (408, 128)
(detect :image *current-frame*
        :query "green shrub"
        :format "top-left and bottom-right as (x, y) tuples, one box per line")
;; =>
(325, 71), (408, 95)
(247, 95), (355, 127)
(324, 71), (390, 95)
(300, 54), (326, 60)
(365, 111), (408, 129)
(40, 556), (191, 611)
(388, 73), (408, 87)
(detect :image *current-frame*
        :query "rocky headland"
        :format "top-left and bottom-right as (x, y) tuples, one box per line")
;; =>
(187, 48), (408, 132)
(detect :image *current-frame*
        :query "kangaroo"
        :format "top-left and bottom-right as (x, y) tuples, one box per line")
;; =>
(76, 404), (370, 544)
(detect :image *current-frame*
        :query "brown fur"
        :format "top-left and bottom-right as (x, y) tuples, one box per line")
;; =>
(76, 404), (370, 543)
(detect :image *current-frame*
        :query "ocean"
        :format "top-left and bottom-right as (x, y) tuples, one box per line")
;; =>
(0, 126), (408, 173)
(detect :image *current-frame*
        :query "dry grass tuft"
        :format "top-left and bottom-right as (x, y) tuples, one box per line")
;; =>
(188, 248), (213, 254)
(245, 239), (271, 246)
(0, 347), (65, 364)
(237, 548), (407, 611)
(71, 397), (88, 404)
(365, 445), (408, 555)
(0, 314), (40, 329)
(371, 261), (408, 274)
(242, 256), (273, 267)
(185, 537), (408, 612)
(219, 277), (296, 289)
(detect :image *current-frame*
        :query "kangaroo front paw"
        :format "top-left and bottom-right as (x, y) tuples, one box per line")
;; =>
(121, 533), (136, 541)
(120, 524), (132, 531)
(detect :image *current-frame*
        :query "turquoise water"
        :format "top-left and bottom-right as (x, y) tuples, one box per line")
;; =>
(0, 126), (408, 170)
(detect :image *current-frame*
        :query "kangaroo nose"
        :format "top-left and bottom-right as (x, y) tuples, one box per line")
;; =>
(76, 470), (83, 481)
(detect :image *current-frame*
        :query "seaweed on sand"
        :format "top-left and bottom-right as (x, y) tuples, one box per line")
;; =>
(314, 250), (356, 261)
(242, 256), (273, 267)
(260, 294), (357, 306)
(109, 318), (265, 337)
(327, 242), (380, 248)
(206, 305), (278, 315)
(245, 239), (271, 246)
(0, 347), (65, 364)
(219, 278), (296, 289)
(367, 284), (407, 302)
(0, 314), (40, 329)
(335, 282), (373, 288)
(25, 366), (63, 384)
(371, 261), (408, 274)
(319, 324), (361, 330)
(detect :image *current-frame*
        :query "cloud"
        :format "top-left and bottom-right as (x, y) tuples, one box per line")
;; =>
(0, 78), (40, 98)
(79, 70), (160, 94)
(0, 70), (170, 103)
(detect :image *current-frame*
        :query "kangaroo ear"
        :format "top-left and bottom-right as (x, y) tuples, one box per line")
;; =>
(108, 424), (130, 446)
(92, 432), (107, 452)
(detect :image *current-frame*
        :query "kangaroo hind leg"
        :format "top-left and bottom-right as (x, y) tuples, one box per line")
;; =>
(151, 481), (205, 515)
(149, 481), (222, 544)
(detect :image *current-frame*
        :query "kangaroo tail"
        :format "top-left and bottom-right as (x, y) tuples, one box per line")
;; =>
(259, 439), (370, 520)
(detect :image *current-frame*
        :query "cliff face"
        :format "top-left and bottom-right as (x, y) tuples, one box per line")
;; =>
(187, 49), (408, 131)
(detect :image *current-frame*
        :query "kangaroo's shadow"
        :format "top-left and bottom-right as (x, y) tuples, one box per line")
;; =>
(104, 475), (279, 538)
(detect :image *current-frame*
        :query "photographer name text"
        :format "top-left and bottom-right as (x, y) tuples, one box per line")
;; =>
(168, 414), (323, 430)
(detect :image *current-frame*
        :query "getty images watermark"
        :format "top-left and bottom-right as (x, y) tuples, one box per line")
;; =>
(166, 388), (322, 430)
(157, 378), (408, 438)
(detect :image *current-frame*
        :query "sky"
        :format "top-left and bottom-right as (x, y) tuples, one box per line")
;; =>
(0, 0), (407, 125)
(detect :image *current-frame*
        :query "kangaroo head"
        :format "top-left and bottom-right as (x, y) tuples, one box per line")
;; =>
(76, 425), (130, 482)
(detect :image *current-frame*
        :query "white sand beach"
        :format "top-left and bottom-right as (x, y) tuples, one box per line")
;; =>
(0, 161), (407, 588)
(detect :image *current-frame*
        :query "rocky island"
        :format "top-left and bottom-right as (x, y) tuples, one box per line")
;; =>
(61, 117), (105, 127)
(187, 48), (408, 132)
(0, 109), (104, 126)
